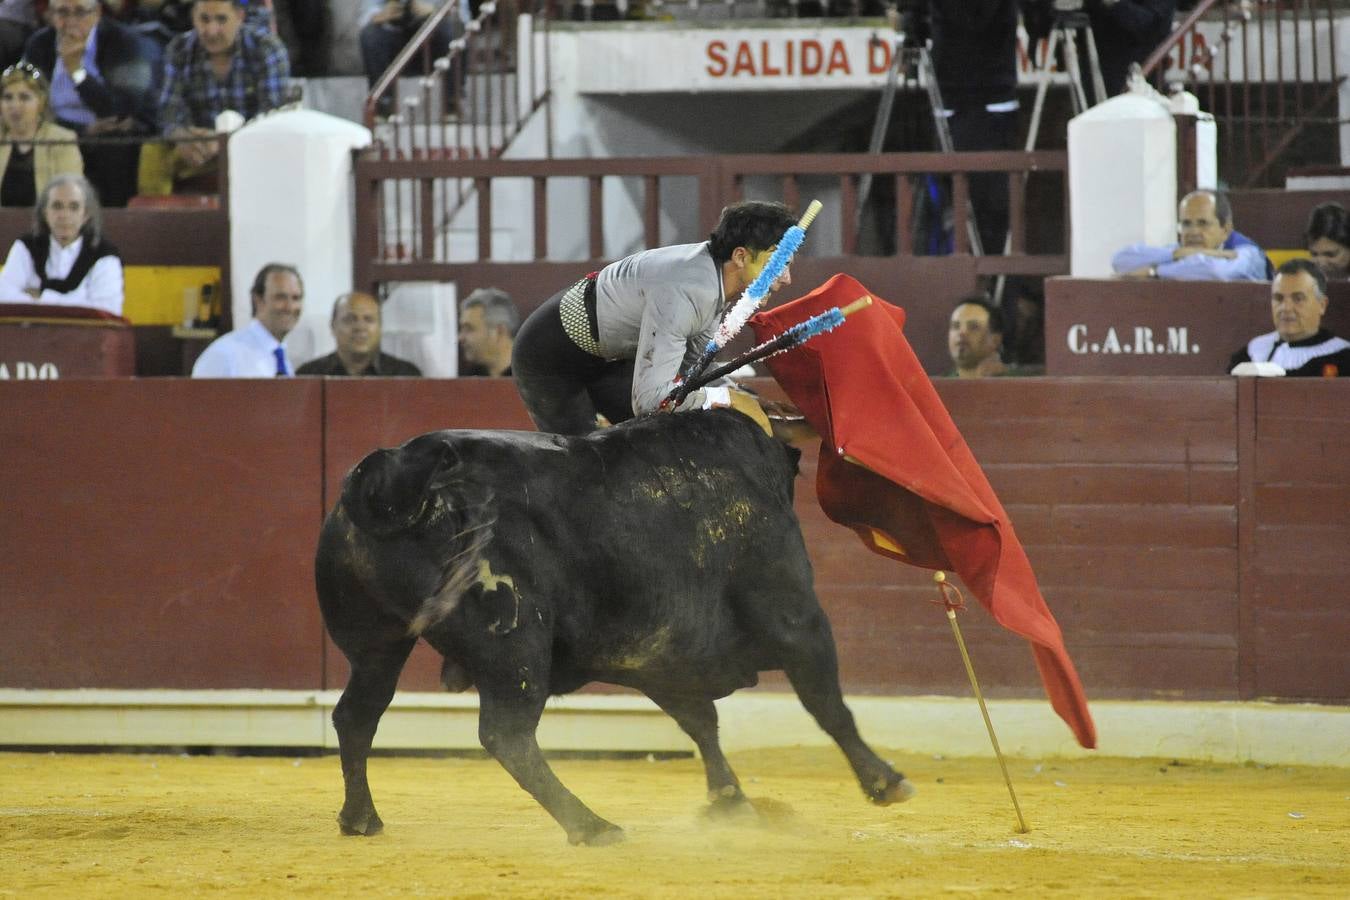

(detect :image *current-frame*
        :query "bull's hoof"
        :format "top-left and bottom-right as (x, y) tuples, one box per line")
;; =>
(868, 775), (918, 806)
(338, 809), (385, 836)
(569, 821), (625, 847)
(703, 784), (752, 819)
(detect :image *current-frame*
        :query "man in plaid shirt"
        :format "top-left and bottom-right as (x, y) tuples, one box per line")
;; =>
(158, 0), (289, 170)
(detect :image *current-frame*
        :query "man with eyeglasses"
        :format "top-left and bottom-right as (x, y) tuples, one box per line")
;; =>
(1111, 189), (1274, 282)
(158, 0), (290, 174)
(20, 0), (159, 206)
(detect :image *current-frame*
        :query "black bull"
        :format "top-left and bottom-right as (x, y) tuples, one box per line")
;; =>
(316, 409), (914, 844)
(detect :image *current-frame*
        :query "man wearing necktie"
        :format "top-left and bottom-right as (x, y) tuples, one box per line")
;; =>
(192, 263), (304, 378)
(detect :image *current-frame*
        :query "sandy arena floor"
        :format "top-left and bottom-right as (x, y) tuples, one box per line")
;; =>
(1, 747), (1347, 898)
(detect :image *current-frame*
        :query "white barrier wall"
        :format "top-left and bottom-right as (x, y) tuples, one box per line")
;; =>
(1068, 94), (1177, 278)
(228, 110), (372, 365)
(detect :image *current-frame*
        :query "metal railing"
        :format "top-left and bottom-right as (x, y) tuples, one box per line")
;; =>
(365, 1), (552, 162)
(353, 150), (1068, 289)
(1143, 0), (1345, 187)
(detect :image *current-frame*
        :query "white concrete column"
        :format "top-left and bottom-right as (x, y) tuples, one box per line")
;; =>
(228, 109), (372, 365)
(1068, 94), (1177, 278)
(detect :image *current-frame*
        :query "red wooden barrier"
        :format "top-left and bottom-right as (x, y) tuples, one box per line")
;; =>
(2, 377), (1346, 703)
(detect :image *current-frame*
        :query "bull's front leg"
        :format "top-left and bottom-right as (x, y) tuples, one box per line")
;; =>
(781, 612), (916, 806)
(477, 686), (624, 845)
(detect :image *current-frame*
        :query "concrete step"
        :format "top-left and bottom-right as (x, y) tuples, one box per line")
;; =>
(298, 74), (521, 131)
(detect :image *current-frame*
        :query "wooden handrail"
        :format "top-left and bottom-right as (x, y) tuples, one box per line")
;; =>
(364, 1), (465, 129)
(1141, 0), (1221, 79)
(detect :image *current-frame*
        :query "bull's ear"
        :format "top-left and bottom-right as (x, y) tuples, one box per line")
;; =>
(425, 440), (461, 492)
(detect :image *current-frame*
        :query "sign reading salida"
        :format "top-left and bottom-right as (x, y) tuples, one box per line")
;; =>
(704, 38), (892, 78)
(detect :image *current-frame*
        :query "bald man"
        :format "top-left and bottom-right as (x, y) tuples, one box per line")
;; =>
(297, 292), (422, 377)
(1112, 190), (1273, 282)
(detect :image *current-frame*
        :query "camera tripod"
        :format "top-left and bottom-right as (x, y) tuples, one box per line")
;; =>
(858, 40), (985, 256)
(1025, 7), (1108, 154)
(989, 7), (1108, 305)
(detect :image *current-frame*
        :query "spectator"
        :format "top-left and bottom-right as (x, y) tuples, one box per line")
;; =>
(360, 0), (464, 117)
(0, 172), (123, 315)
(946, 294), (1029, 377)
(1304, 201), (1350, 281)
(158, 0), (289, 176)
(21, 0), (161, 207)
(511, 200), (794, 435)
(104, 0), (271, 45)
(272, 0), (328, 77)
(296, 291), (422, 376)
(0, 0), (35, 71)
(458, 286), (519, 377)
(1229, 258), (1350, 377)
(0, 61), (83, 208)
(902, 0), (1020, 256)
(1024, 1), (1176, 102)
(1085, 0), (1176, 100)
(191, 262), (303, 377)
(1112, 189), (1273, 281)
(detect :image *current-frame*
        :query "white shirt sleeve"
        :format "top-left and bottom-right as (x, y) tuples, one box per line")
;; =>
(73, 256), (125, 316)
(191, 336), (235, 377)
(0, 240), (38, 302)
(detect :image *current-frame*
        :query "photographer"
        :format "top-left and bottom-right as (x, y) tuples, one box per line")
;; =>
(901, 0), (1022, 256)
(1088, 0), (1175, 98)
(359, 0), (466, 118)
(1025, 0), (1176, 102)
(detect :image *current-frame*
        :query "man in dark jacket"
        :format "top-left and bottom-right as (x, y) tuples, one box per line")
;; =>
(23, 0), (161, 205)
(1022, 0), (1176, 102)
(1087, 0), (1175, 99)
(1230, 258), (1350, 377)
(903, 0), (1021, 257)
(297, 292), (423, 377)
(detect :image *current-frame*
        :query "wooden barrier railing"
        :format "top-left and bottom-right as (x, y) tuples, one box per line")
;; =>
(3, 377), (1346, 704)
(353, 150), (1069, 296)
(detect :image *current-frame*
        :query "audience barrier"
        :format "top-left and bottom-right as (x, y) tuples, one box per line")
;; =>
(0, 203), (231, 377)
(0, 305), (135, 378)
(2, 377), (1345, 706)
(1046, 278), (1350, 375)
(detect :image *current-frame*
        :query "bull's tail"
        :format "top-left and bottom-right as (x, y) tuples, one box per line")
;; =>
(340, 438), (496, 635)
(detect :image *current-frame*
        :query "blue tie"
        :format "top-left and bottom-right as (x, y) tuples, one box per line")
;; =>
(273, 346), (289, 377)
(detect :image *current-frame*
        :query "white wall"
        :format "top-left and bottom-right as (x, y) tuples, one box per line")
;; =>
(228, 109), (372, 365)
(1068, 94), (1177, 278)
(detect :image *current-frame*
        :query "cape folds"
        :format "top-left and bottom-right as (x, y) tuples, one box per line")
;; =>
(750, 273), (1097, 749)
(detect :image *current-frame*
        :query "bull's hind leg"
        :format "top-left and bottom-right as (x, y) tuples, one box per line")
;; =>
(477, 686), (624, 846)
(331, 635), (417, 836)
(778, 609), (916, 806)
(645, 691), (747, 812)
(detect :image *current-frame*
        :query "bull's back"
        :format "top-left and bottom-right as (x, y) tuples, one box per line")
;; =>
(320, 413), (815, 679)
(454, 413), (815, 680)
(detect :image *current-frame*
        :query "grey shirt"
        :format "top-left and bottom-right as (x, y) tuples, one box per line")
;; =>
(593, 241), (725, 415)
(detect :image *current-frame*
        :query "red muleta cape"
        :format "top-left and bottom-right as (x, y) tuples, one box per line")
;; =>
(750, 273), (1097, 749)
